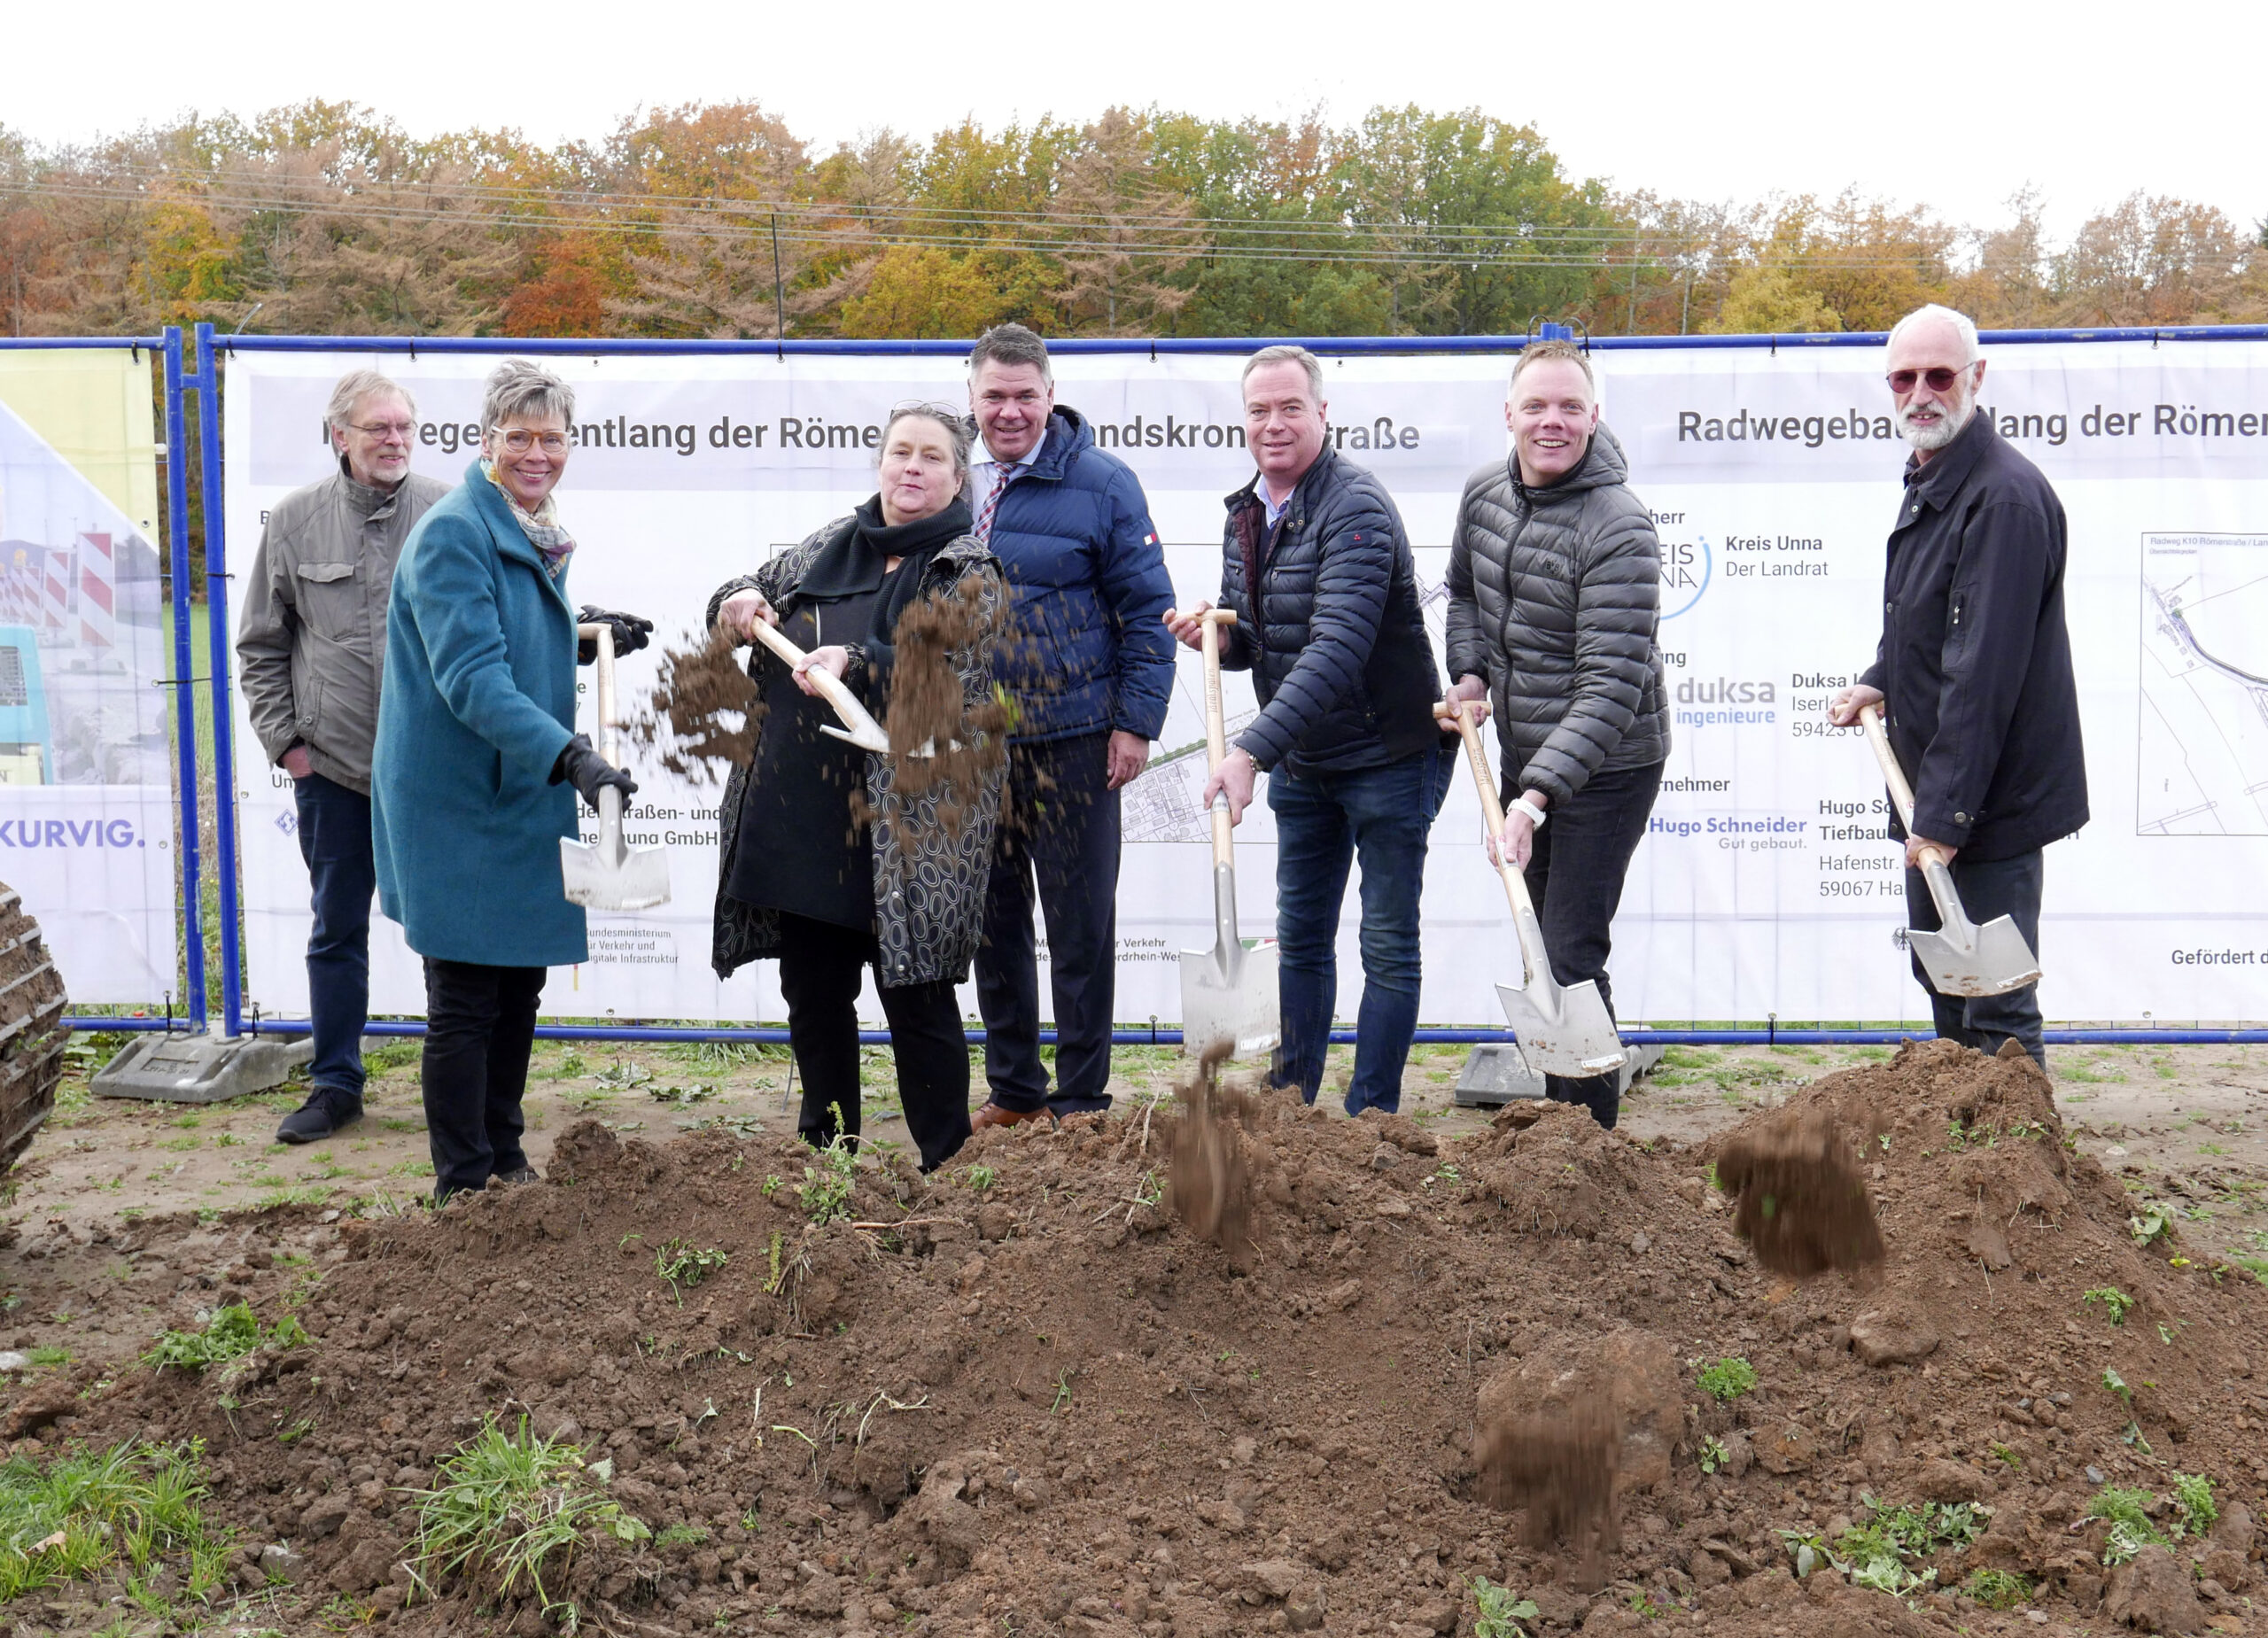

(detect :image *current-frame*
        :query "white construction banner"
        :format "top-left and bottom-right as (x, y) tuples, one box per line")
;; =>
(0, 348), (179, 1004)
(221, 339), (2268, 1026)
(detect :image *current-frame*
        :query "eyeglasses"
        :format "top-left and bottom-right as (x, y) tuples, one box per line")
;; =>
(1885, 365), (1974, 393)
(497, 430), (570, 454)
(347, 420), (415, 441)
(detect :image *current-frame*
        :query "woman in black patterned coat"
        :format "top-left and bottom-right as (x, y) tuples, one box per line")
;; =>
(707, 404), (1006, 1171)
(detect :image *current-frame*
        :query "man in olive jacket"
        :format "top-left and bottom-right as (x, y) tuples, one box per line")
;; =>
(237, 370), (449, 1145)
(1830, 305), (2086, 1067)
(1445, 339), (1669, 1128)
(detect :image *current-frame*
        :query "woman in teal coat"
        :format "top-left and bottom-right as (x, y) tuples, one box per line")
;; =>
(372, 359), (649, 1202)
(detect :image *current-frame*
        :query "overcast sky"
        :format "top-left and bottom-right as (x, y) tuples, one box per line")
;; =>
(15, 0), (2259, 246)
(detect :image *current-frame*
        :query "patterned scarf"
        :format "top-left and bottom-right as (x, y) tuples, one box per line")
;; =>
(482, 459), (576, 576)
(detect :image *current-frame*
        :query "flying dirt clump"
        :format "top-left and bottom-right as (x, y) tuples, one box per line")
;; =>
(625, 626), (764, 780)
(882, 579), (1009, 833)
(1714, 1104), (1886, 1278)
(1163, 1044), (1262, 1269)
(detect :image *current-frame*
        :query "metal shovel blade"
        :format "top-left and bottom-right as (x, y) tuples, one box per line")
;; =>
(1497, 907), (1627, 1078)
(561, 786), (672, 912)
(1907, 858), (2041, 997)
(1180, 862), (1280, 1060)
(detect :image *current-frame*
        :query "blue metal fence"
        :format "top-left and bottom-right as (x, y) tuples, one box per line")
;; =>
(40, 322), (2268, 1050)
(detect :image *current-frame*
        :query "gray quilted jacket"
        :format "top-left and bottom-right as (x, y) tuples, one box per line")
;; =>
(1444, 425), (1670, 805)
(707, 519), (1007, 989)
(237, 464), (452, 794)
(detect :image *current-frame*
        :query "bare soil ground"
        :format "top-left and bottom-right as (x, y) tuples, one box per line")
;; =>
(1, 1033), (2263, 1637)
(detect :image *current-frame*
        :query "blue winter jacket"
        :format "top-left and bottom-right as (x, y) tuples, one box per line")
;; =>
(985, 408), (1176, 742)
(371, 460), (586, 968)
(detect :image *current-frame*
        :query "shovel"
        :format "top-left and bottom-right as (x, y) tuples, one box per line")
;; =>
(1171, 608), (1279, 1060)
(560, 623), (672, 912)
(1859, 702), (2040, 998)
(746, 618), (893, 754)
(1437, 701), (1627, 1078)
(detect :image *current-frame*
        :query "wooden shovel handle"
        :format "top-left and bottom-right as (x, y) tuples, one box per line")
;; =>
(1167, 608), (1241, 866)
(1433, 699), (1536, 920)
(1858, 703), (1948, 866)
(747, 615), (870, 733)
(578, 622), (618, 764)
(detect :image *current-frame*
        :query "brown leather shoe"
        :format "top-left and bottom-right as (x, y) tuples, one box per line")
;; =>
(970, 1101), (1051, 1131)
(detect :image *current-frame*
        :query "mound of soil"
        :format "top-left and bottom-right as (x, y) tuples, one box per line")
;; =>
(23, 1038), (2268, 1636)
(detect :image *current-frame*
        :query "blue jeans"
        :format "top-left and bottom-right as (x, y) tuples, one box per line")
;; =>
(294, 772), (375, 1100)
(1265, 743), (1452, 1114)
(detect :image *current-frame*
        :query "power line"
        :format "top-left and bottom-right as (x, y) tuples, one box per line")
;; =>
(4, 172), (1973, 276)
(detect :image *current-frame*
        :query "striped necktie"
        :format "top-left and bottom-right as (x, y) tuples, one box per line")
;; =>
(975, 462), (1021, 543)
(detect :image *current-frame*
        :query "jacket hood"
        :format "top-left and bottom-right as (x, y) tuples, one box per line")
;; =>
(1518, 421), (1631, 500)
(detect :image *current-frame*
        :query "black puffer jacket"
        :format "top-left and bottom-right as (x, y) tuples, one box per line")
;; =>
(1444, 426), (1670, 805)
(1216, 446), (1441, 776)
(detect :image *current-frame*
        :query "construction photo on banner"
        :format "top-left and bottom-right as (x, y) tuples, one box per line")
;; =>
(219, 342), (2268, 1029)
(0, 349), (177, 1002)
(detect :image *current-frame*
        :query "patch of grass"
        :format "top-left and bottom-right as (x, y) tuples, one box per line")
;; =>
(2083, 1286), (2135, 1326)
(1962, 1567), (2032, 1609)
(959, 1163), (997, 1192)
(362, 1041), (420, 1073)
(407, 1419), (649, 1626)
(1695, 1356), (1757, 1401)
(2086, 1486), (2167, 1564)
(26, 1347), (71, 1369)
(2173, 1472), (2218, 1535)
(0, 1439), (232, 1603)
(2129, 1201), (2173, 1246)
(654, 1522), (711, 1550)
(142, 1303), (309, 1376)
(377, 1117), (425, 1133)
(796, 1119), (857, 1226)
(1466, 1574), (1539, 1638)
(654, 1238), (728, 1306)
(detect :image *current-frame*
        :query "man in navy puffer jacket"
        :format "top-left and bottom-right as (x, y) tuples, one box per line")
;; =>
(966, 325), (1177, 1128)
(1167, 345), (1449, 1114)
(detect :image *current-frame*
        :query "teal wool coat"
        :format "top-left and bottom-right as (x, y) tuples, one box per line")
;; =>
(372, 460), (586, 967)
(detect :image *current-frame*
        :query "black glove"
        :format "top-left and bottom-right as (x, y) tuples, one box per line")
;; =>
(550, 733), (639, 808)
(578, 607), (654, 665)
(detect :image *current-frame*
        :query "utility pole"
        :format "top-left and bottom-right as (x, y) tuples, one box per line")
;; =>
(771, 215), (787, 354)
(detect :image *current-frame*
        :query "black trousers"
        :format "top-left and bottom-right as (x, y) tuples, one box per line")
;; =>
(778, 912), (972, 1172)
(422, 958), (545, 1200)
(1517, 759), (1663, 1130)
(293, 772), (376, 1100)
(974, 732), (1122, 1114)
(1905, 847), (2047, 1067)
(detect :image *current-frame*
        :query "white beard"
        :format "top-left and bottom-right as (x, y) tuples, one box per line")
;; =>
(1899, 384), (1976, 453)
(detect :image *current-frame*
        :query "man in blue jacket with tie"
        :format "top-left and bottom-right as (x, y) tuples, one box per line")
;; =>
(965, 324), (1176, 1127)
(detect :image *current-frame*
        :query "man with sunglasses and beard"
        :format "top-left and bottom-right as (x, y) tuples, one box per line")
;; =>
(1829, 304), (2086, 1068)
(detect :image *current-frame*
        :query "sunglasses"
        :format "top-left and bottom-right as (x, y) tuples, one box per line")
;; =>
(1886, 365), (1975, 393)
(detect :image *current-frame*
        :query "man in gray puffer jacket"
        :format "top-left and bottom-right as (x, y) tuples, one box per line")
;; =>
(1445, 339), (1669, 1128)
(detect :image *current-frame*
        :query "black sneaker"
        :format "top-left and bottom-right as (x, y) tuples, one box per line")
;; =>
(275, 1087), (363, 1145)
(489, 1166), (540, 1187)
